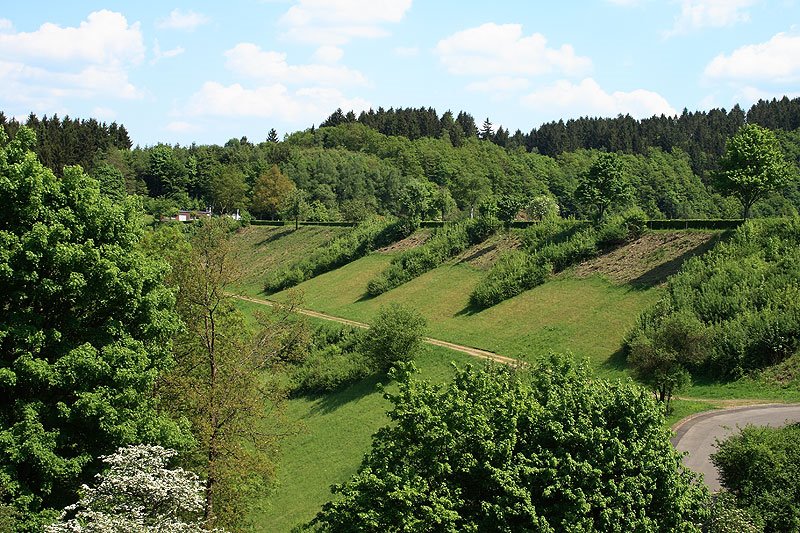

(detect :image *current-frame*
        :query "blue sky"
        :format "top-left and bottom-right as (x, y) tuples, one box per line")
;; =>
(1, 1), (798, 146)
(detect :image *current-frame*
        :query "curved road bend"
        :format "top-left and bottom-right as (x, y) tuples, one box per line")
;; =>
(232, 294), (521, 366)
(672, 404), (800, 491)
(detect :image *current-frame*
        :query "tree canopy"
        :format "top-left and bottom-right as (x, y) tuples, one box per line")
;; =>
(310, 355), (708, 532)
(716, 123), (794, 217)
(0, 127), (187, 530)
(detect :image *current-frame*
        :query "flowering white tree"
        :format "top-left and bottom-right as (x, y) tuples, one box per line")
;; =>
(46, 445), (224, 533)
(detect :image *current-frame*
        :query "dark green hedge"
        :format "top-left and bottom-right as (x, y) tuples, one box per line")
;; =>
(645, 219), (743, 230)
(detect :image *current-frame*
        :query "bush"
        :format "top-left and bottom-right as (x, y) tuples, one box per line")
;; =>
(288, 326), (370, 395)
(360, 304), (427, 372)
(366, 218), (498, 296)
(470, 215), (646, 309)
(265, 217), (412, 293)
(469, 251), (551, 308)
(712, 423), (800, 532)
(627, 217), (800, 378)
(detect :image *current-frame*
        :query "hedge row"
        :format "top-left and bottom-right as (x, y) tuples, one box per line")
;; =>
(645, 219), (744, 230)
(470, 211), (647, 308)
(264, 217), (413, 293)
(254, 218), (743, 230)
(251, 219), (358, 227)
(366, 217), (501, 296)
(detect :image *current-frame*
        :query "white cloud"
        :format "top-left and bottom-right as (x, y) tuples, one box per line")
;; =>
(184, 81), (370, 123)
(0, 11), (144, 106)
(667, 0), (757, 35)
(467, 76), (530, 93)
(279, 0), (412, 44)
(152, 39), (185, 64)
(165, 121), (199, 132)
(0, 19), (13, 31)
(156, 9), (209, 31)
(521, 78), (676, 120)
(705, 32), (800, 83)
(224, 43), (368, 86)
(0, 10), (144, 65)
(394, 46), (419, 57)
(436, 23), (591, 77)
(313, 45), (344, 63)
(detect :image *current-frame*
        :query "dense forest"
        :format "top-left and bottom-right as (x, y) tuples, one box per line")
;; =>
(2, 96), (799, 225)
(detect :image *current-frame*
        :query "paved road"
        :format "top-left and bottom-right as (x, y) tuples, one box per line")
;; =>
(232, 294), (522, 366)
(672, 404), (800, 491)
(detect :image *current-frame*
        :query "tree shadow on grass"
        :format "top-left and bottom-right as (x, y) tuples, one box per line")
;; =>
(356, 292), (375, 303)
(303, 373), (384, 417)
(600, 347), (629, 374)
(627, 233), (726, 289)
(255, 227), (294, 246)
(454, 301), (484, 317)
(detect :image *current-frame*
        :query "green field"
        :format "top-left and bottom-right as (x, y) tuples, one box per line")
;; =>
(270, 252), (658, 378)
(229, 227), (800, 531)
(247, 344), (476, 532)
(229, 225), (348, 296)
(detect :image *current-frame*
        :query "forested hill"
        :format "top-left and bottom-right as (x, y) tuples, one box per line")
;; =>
(0, 112), (132, 176)
(2, 96), (799, 224)
(323, 96), (800, 176)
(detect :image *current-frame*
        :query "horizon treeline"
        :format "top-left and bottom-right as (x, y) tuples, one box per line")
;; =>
(2, 95), (799, 222)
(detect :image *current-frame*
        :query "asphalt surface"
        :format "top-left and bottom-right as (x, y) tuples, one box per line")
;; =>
(672, 404), (800, 491)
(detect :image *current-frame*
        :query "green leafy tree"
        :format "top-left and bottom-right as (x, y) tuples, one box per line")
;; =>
(163, 220), (286, 528)
(211, 166), (248, 215)
(627, 312), (709, 408)
(310, 355), (709, 531)
(360, 304), (427, 372)
(282, 188), (310, 229)
(716, 124), (794, 218)
(496, 193), (525, 227)
(251, 164), (296, 219)
(712, 423), (800, 532)
(0, 127), (187, 530)
(575, 152), (633, 220)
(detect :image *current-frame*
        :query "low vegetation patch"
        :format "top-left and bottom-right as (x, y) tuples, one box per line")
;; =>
(470, 210), (646, 308)
(265, 217), (412, 293)
(626, 217), (800, 403)
(712, 423), (800, 532)
(366, 217), (500, 296)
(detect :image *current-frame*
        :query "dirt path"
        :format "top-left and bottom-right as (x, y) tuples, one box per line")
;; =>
(232, 294), (521, 366)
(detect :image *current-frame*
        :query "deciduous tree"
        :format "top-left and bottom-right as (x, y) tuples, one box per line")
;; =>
(251, 164), (295, 219)
(716, 124), (794, 218)
(310, 355), (709, 531)
(576, 152), (633, 220)
(0, 127), (187, 530)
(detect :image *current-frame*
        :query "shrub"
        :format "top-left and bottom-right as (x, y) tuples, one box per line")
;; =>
(265, 217), (411, 293)
(287, 326), (369, 395)
(627, 217), (800, 379)
(367, 218), (498, 296)
(712, 423), (800, 532)
(360, 304), (427, 372)
(470, 215), (646, 309)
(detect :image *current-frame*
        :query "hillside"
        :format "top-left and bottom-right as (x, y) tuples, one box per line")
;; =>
(265, 229), (715, 374)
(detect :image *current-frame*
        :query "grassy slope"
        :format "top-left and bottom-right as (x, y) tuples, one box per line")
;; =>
(248, 343), (476, 532)
(272, 253), (657, 379)
(229, 225), (348, 297)
(231, 228), (800, 531)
